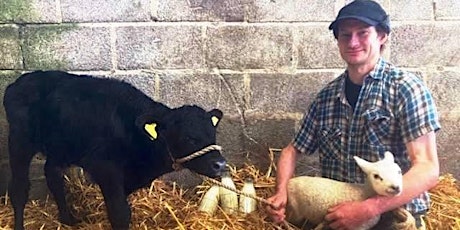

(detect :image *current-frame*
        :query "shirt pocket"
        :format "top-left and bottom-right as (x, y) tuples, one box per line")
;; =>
(318, 127), (342, 160)
(363, 108), (392, 146)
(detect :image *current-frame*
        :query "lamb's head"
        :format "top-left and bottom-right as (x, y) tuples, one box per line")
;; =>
(353, 151), (403, 197)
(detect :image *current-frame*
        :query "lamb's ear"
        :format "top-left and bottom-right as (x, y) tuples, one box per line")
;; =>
(384, 151), (395, 162)
(208, 109), (223, 127)
(354, 156), (373, 174)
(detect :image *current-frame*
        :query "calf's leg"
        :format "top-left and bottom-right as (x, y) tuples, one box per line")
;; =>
(8, 136), (35, 230)
(44, 159), (78, 225)
(87, 162), (131, 230)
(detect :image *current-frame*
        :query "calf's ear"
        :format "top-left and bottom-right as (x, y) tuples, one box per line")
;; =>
(144, 123), (158, 140)
(136, 114), (162, 141)
(208, 109), (223, 127)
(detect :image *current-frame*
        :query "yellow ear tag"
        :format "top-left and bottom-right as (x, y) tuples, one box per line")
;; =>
(144, 123), (158, 140)
(211, 116), (219, 126)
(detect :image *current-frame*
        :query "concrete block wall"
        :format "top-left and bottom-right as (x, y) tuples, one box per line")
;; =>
(1, 0), (459, 197)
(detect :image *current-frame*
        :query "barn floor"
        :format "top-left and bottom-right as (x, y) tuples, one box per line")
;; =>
(0, 165), (458, 230)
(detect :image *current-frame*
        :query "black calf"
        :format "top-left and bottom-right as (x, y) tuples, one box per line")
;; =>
(3, 70), (226, 230)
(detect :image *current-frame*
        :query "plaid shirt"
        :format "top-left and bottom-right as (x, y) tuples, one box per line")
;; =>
(293, 58), (441, 214)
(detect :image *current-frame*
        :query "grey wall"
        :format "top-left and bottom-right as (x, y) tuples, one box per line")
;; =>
(1, 0), (459, 197)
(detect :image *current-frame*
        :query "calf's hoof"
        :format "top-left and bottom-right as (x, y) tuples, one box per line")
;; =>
(59, 214), (80, 226)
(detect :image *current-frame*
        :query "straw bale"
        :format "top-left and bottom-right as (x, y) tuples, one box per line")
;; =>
(0, 166), (458, 230)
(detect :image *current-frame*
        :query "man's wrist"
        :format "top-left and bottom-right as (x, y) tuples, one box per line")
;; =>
(363, 196), (386, 217)
(275, 184), (288, 196)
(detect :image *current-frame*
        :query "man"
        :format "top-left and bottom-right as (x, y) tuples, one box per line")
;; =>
(266, 1), (441, 229)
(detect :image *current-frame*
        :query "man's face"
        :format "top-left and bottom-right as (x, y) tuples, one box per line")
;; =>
(336, 19), (387, 67)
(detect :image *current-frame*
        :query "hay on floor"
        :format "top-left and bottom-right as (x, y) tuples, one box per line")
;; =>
(0, 165), (458, 230)
(425, 174), (460, 230)
(0, 164), (288, 230)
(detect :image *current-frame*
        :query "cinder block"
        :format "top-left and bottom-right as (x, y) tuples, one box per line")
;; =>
(436, 118), (460, 181)
(425, 70), (460, 120)
(0, 26), (22, 69)
(246, 0), (336, 22)
(0, 161), (10, 197)
(21, 25), (112, 70)
(158, 72), (245, 115)
(297, 25), (345, 69)
(217, 118), (320, 177)
(0, 0), (60, 23)
(215, 116), (297, 171)
(107, 73), (157, 100)
(250, 72), (337, 113)
(0, 71), (21, 162)
(215, 118), (248, 167)
(435, 0), (460, 20)
(237, 117), (297, 170)
(206, 25), (293, 70)
(156, 0), (244, 22)
(116, 26), (204, 69)
(418, 70), (460, 181)
(28, 159), (49, 199)
(61, 0), (151, 22)
(390, 0), (433, 21)
(391, 23), (460, 67)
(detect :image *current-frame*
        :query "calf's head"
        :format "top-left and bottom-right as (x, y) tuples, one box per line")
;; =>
(140, 105), (227, 177)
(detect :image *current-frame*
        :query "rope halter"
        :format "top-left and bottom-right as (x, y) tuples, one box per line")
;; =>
(172, 144), (222, 170)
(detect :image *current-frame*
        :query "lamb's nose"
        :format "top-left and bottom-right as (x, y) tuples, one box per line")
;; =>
(391, 185), (400, 193)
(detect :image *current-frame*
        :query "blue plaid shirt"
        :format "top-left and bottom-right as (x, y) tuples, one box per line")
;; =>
(293, 58), (441, 214)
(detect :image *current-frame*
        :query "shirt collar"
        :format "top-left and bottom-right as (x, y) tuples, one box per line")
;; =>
(335, 57), (387, 100)
(367, 57), (387, 80)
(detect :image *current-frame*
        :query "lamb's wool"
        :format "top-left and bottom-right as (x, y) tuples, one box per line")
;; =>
(285, 151), (402, 230)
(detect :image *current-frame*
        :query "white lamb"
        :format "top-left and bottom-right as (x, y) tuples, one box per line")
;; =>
(286, 151), (403, 230)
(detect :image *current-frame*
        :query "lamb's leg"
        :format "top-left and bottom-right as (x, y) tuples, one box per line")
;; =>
(313, 222), (328, 230)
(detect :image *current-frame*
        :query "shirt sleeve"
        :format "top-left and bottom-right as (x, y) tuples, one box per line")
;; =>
(397, 73), (441, 143)
(293, 99), (319, 155)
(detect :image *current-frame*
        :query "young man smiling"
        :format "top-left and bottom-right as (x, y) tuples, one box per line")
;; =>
(266, 1), (441, 229)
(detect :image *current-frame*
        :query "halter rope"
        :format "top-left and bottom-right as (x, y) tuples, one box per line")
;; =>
(171, 144), (222, 170)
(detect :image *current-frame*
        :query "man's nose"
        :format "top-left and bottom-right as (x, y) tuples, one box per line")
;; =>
(348, 34), (360, 47)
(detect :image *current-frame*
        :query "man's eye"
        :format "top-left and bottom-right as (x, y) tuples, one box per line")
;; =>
(338, 34), (351, 41)
(358, 31), (369, 37)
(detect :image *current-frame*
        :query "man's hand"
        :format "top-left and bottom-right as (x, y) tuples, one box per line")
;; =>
(324, 200), (378, 230)
(265, 191), (288, 223)
(266, 143), (299, 224)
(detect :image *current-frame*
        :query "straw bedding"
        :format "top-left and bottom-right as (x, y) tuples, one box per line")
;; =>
(0, 165), (458, 230)
(424, 174), (460, 230)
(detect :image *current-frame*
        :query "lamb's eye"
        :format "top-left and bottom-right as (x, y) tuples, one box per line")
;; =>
(373, 174), (383, 181)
